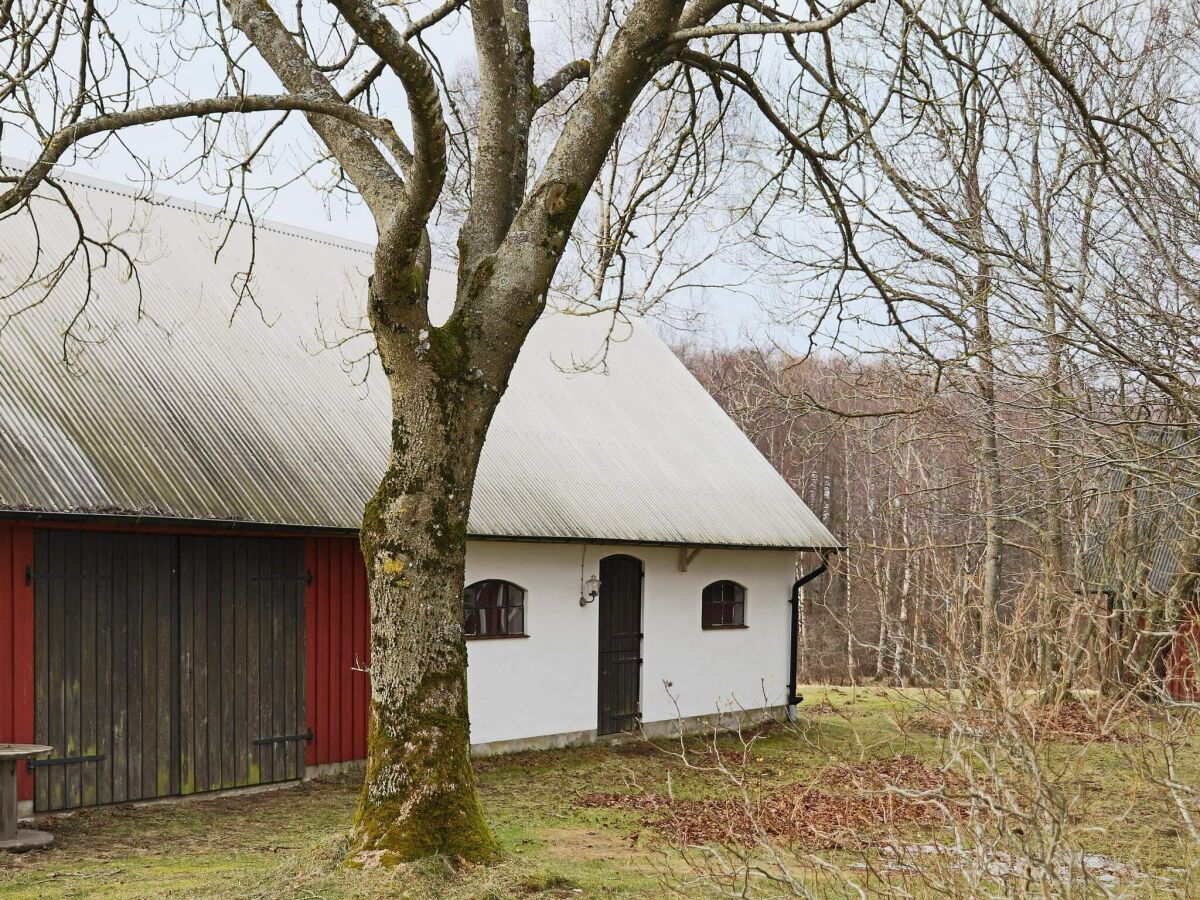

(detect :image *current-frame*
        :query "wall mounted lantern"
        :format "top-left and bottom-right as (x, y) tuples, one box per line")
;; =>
(580, 574), (601, 607)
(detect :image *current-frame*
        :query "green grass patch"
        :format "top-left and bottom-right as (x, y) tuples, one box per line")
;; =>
(0, 686), (1195, 898)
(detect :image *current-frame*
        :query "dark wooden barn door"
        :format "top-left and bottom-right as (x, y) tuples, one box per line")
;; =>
(33, 531), (180, 811)
(597, 554), (643, 736)
(178, 536), (308, 794)
(33, 530), (306, 812)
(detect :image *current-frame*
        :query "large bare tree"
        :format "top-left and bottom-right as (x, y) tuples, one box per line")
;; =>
(1, 0), (1143, 866)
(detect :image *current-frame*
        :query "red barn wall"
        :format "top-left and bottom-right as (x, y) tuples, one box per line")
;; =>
(1167, 614), (1200, 701)
(0, 522), (36, 801)
(306, 535), (370, 766)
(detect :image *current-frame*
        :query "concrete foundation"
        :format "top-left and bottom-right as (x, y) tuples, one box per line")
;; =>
(304, 759), (365, 780)
(470, 705), (789, 756)
(23, 779), (306, 822)
(0, 828), (53, 852)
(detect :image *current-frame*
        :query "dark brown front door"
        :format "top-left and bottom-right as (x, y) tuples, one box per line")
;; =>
(32, 530), (306, 812)
(597, 554), (643, 735)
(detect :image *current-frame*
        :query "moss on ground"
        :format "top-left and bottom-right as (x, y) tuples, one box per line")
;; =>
(0, 686), (1195, 898)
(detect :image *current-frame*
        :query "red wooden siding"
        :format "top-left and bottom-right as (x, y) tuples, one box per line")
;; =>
(0, 522), (36, 801)
(306, 536), (369, 766)
(1167, 613), (1200, 701)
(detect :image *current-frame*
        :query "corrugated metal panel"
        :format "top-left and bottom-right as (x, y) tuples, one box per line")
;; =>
(0, 173), (838, 550)
(474, 312), (837, 546)
(1083, 433), (1200, 595)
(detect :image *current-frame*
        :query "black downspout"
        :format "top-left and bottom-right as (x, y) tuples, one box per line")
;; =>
(788, 551), (836, 708)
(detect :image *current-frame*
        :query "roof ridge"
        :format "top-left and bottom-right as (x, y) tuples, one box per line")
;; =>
(0, 157), (453, 276)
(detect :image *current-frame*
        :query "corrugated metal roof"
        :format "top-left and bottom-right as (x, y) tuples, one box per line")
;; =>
(0, 173), (838, 549)
(1083, 433), (1200, 595)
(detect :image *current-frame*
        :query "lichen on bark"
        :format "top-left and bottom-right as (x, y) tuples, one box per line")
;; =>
(334, 0), (682, 865)
(347, 277), (502, 866)
(348, 449), (499, 866)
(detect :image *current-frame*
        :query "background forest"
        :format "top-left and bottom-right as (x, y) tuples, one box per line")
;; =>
(650, 2), (1200, 705)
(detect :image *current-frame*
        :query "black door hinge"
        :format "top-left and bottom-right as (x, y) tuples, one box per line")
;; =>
(27, 753), (106, 771)
(254, 729), (314, 746)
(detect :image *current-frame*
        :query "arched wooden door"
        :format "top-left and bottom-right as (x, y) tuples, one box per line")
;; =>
(597, 554), (643, 735)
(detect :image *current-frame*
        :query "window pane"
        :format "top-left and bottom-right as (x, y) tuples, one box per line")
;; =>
(477, 581), (502, 608)
(463, 580), (526, 636)
(702, 581), (745, 628)
(484, 607), (503, 635)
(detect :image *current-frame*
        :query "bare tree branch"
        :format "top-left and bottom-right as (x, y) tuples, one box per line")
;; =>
(671, 0), (872, 41)
(536, 59), (591, 108)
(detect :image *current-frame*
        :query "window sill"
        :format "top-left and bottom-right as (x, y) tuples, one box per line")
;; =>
(702, 624), (749, 630)
(465, 633), (530, 641)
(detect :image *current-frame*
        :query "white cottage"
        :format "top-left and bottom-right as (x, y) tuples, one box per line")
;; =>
(0, 174), (838, 815)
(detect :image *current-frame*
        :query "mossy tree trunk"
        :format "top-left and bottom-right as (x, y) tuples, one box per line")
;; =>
(322, 0), (685, 866)
(346, 268), (509, 865)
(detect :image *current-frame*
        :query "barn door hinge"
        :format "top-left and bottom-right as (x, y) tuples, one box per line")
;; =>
(254, 729), (314, 746)
(25, 566), (110, 585)
(27, 753), (106, 771)
(251, 572), (313, 585)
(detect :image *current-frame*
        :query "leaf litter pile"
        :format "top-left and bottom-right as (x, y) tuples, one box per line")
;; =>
(912, 699), (1145, 745)
(1028, 700), (1146, 744)
(577, 756), (965, 850)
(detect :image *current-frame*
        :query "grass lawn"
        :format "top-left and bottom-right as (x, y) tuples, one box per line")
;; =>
(1, 686), (1196, 898)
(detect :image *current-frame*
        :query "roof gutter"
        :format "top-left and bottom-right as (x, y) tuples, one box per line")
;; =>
(788, 549), (838, 708)
(0, 508), (843, 552)
(468, 532), (843, 552)
(0, 508), (358, 535)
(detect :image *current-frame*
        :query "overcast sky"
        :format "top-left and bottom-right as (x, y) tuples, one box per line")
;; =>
(5, 2), (849, 351)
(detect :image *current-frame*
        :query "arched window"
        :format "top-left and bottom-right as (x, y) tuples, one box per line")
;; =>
(702, 580), (746, 629)
(464, 580), (526, 638)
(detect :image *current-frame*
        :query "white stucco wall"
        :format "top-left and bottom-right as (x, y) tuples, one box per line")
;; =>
(463, 540), (797, 746)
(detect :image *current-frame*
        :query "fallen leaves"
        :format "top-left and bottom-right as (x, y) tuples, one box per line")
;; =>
(911, 699), (1146, 745)
(576, 756), (964, 850)
(799, 699), (840, 717)
(1026, 701), (1146, 744)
